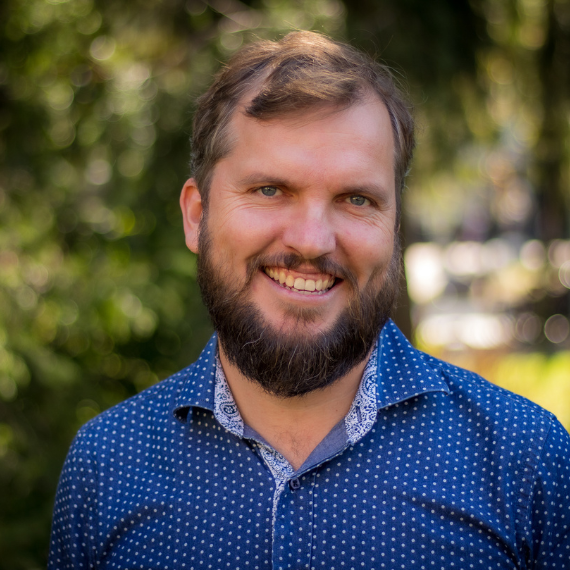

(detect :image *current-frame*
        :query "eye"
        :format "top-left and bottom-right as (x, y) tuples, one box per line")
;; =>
(347, 195), (369, 207)
(257, 186), (281, 197)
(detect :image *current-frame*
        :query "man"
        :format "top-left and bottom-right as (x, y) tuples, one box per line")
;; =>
(49, 31), (570, 569)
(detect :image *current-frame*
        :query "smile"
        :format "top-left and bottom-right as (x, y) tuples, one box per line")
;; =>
(263, 267), (336, 294)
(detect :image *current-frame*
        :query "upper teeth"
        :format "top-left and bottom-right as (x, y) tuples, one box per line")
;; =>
(264, 267), (335, 293)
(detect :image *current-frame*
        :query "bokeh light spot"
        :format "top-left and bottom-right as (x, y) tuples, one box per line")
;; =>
(544, 314), (569, 344)
(86, 159), (112, 185)
(90, 36), (116, 61)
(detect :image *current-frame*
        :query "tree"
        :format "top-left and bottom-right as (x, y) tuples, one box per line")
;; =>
(0, 1), (344, 566)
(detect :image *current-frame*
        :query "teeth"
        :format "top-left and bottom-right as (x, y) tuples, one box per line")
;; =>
(265, 267), (335, 293)
(293, 277), (305, 290)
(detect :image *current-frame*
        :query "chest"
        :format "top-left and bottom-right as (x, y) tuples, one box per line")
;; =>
(93, 414), (525, 570)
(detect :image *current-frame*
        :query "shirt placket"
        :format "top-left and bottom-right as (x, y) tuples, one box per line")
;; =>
(272, 470), (317, 570)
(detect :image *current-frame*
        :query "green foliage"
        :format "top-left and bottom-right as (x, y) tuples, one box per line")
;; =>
(0, 0), (344, 566)
(492, 350), (570, 427)
(1, 0), (570, 567)
(345, 0), (492, 175)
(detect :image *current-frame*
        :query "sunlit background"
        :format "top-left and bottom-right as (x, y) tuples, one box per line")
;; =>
(1, 0), (569, 567)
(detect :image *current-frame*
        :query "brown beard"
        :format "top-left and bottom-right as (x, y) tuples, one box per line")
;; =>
(196, 218), (402, 398)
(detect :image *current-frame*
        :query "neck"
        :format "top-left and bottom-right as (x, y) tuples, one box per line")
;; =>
(218, 344), (369, 470)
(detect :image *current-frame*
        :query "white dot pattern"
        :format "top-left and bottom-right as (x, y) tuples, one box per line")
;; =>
(49, 320), (570, 569)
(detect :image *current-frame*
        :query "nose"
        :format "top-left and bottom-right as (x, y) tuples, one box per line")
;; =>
(281, 200), (336, 260)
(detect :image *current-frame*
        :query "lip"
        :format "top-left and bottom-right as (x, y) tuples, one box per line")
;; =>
(260, 268), (340, 300)
(263, 265), (337, 293)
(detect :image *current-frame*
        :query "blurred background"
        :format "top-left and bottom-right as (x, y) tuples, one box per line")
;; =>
(1, 0), (569, 567)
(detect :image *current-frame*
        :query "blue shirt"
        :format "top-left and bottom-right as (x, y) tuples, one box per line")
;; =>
(49, 320), (570, 569)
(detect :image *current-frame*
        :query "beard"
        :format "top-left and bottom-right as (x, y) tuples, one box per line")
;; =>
(196, 219), (402, 398)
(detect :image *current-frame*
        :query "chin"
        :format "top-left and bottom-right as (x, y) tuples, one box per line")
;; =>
(266, 306), (337, 334)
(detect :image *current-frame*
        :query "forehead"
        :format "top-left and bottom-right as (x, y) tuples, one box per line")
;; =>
(214, 95), (396, 193)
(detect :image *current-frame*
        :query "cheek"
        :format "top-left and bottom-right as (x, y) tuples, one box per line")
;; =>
(361, 243), (395, 282)
(338, 224), (395, 277)
(212, 208), (282, 260)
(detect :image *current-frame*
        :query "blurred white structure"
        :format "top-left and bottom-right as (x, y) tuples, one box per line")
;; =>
(404, 238), (570, 350)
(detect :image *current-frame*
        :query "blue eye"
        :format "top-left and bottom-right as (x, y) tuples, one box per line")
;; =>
(258, 186), (280, 197)
(348, 195), (368, 206)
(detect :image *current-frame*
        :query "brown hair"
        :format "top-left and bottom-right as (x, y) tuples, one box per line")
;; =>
(191, 31), (415, 215)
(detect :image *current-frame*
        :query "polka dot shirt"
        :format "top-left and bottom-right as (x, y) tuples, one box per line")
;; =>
(49, 320), (570, 569)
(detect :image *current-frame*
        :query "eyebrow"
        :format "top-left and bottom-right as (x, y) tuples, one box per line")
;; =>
(237, 173), (291, 188)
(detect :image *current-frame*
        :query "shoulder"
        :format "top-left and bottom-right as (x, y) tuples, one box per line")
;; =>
(70, 365), (195, 459)
(76, 333), (218, 443)
(421, 351), (570, 508)
(429, 350), (555, 420)
(429, 353), (570, 559)
(422, 350), (566, 450)
(90, 369), (186, 425)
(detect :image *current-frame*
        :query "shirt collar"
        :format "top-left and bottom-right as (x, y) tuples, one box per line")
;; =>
(172, 320), (450, 423)
(376, 319), (450, 408)
(172, 334), (218, 422)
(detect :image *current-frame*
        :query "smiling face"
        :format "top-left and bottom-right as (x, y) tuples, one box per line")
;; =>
(181, 95), (401, 396)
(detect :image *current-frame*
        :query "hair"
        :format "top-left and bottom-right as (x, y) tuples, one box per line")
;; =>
(190, 30), (415, 216)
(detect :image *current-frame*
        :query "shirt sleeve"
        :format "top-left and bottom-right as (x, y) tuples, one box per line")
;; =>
(528, 417), (570, 569)
(48, 427), (99, 570)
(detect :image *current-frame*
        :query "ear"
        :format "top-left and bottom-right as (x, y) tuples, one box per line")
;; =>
(180, 178), (203, 253)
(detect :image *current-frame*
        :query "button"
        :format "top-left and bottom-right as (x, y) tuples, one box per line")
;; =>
(289, 478), (301, 490)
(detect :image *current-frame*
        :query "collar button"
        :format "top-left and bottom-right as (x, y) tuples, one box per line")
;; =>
(289, 477), (301, 490)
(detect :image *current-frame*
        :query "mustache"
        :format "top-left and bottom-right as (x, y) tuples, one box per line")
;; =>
(245, 252), (359, 290)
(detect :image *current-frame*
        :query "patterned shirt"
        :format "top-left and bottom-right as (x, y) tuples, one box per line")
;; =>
(49, 320), (570, 569)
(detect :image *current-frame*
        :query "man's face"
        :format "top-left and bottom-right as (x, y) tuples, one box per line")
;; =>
(182, 96), (400, 396)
